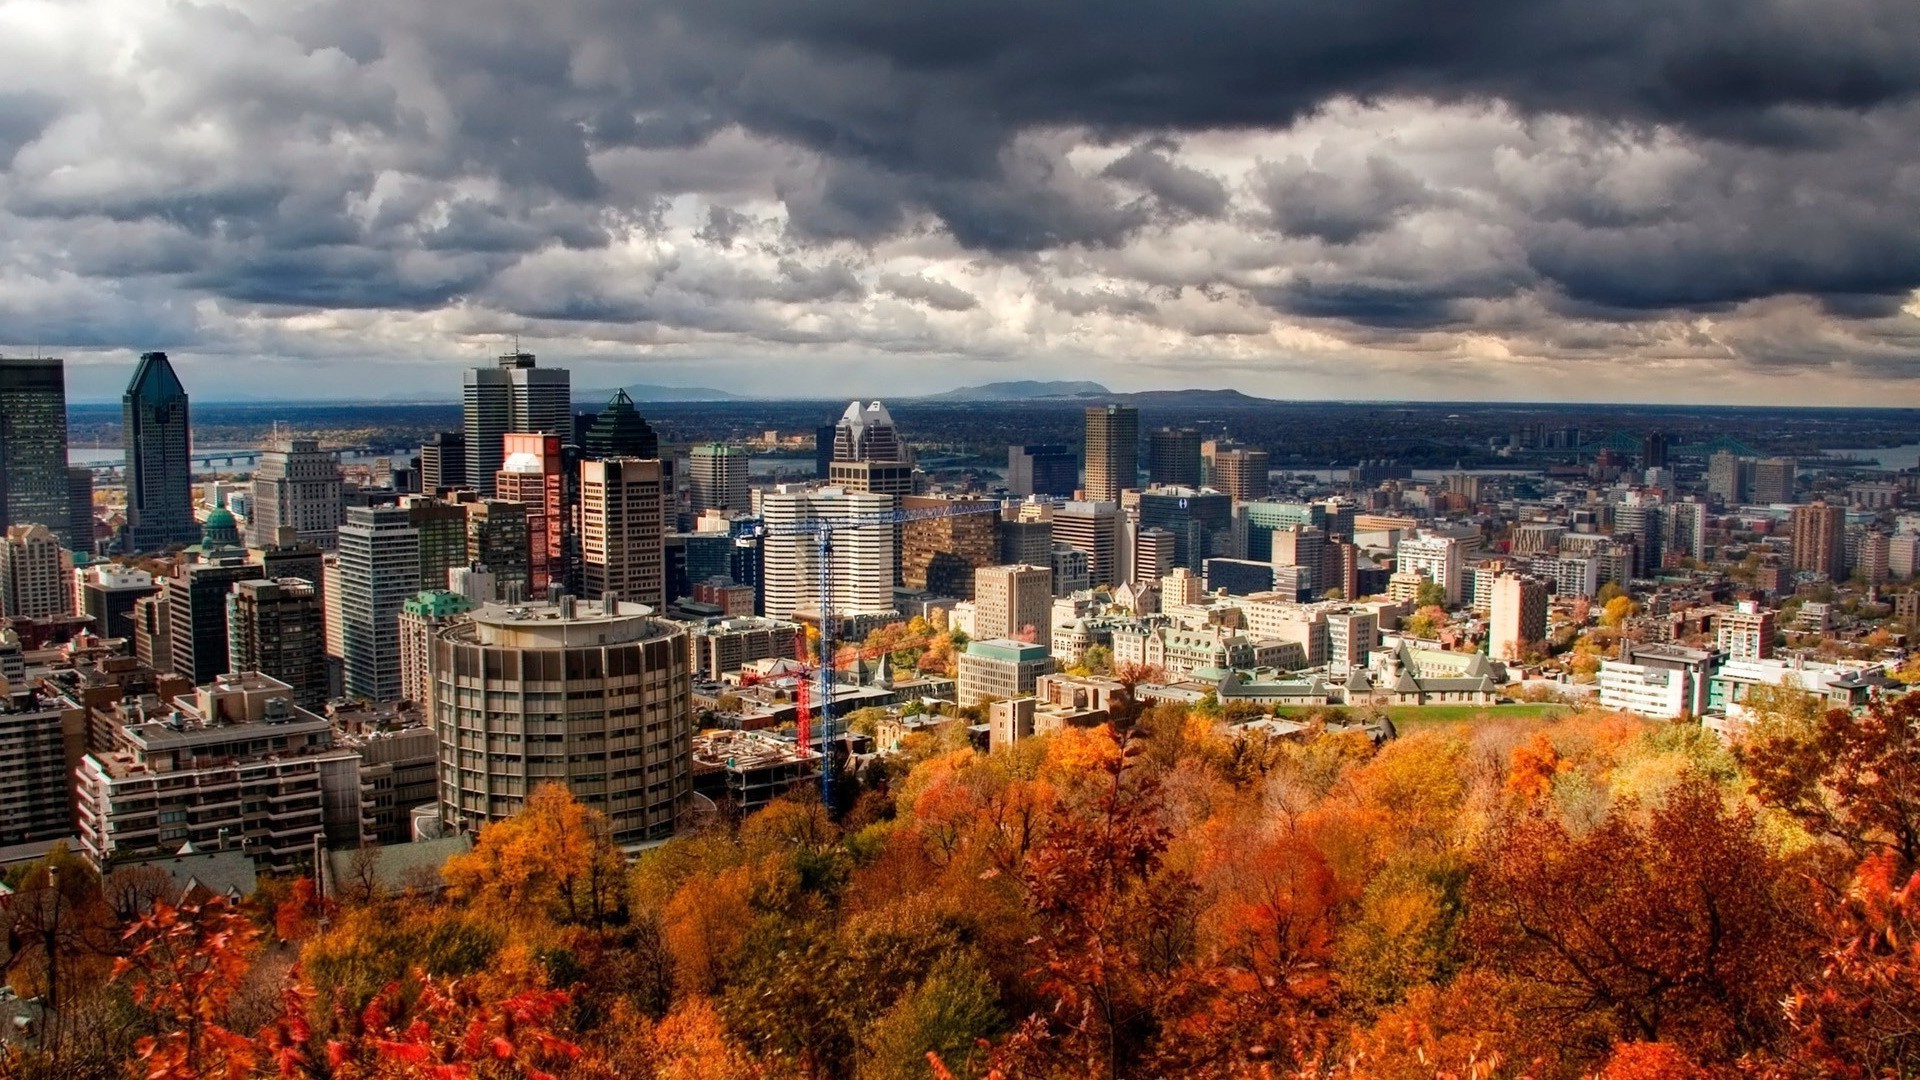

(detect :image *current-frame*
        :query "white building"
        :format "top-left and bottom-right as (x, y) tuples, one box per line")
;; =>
(337, 506), (421, 702)
(759, 487), (897, 622)
(1395, 533), (1463, 605)
(248, 438), (344, 549)
(1597, 660), (1692, 720)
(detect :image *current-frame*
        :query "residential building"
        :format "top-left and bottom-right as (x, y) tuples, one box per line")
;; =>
(957, 638), (1055, 706)
(1891, 532), (1920, 580)
(687, 617), (802, 680)
(688, 443), (751, 517)
(974, 564), (1053, 648)
(226, 578), (328, 709)
(1084, 405), (1139, 501)
(462, 351), (569, 497)
(398, 590), (477, 709)
(338, 506), (421, 702)
(430, 598), (692, 843)
(1853, 529), (1891, 583)
(248, 439), (343, 549)
(1148, 427), (1203, 487)
(1613, 502), (1662, 578)
(1538, 554), (1601, 599)
(0, 681), (86, 848)
(759, 487), (897, 622)
(0, 355), (73, 547)
(580, 457), (668, 610)
(122, 351), (198, 550)
(419, 432), (467, 494)
(1395, 533), (1464, 605)
(1007, 444), (1078, 498)
(1716, 600), (1776, 661)
(1708, 451), (1746, 504)
(1664, 500), (1707, 563)
(1791, 500), (1847, 581)
(1750, 457), (1798, 505)
(1053, 500), (1122, 587)
(1488, 573), (1548, 662)
(1, 523), (74, 619)
(74, 672), (369, 867)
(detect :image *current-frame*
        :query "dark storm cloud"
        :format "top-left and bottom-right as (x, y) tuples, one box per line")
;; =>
(1259, 156), (1432, 244)
(1102, 143), (1229, 219)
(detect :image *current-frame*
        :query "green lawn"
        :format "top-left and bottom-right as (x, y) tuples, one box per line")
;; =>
(1269, 702), (1571, 733)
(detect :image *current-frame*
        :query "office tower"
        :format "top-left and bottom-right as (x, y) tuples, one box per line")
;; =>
(828, 400), (914, 496)
(430, 598), (692, 842)
(420, 432), (468, 494)
(338, 505), (422, 702)
(1134, 527), (1176, 585)
(226, 578), (327, 709)
(75, 673), (367, 867)
(582, 389), (659, 459)
(1716, 600), (1775, 661)
(814, 424), (836, 478)
(133, 592), (171, 671)
(1791, 500), (1846, 581)
(689, 443), (752, 517)
(463, 351), (570, 497)
(1749, 457), (1798, 505)
(1613, 502), (1662, 578)
(759, 488), (896, 621)
(0, 679), (85, 848)
(67, 467), (95, 554)
(1148, 427), (1203, 487)
(467, 500), (532, 599)
(398, 590), (476, 709)
(901, 495), (998, 597)
(1271, 525), (1328, 584)
(1, 523), (74, 619)
(163, 552), (260, 684)
(1205, 444), (1270, 502)
(957, 639), (1054, 706)
(1707, 451), (1745, 503)
(257, 529), (324, 593)
(494, 433), (565, 594)
(974, 565), (1053, 648)
(581, 458), (668, 610)
(1640, 431), (1669, 470)
(1137, 487), (1234, 572)
(999, 513), (1053, 567)
(1396, 534), (1464, 605)
(1489, 573), (1549, 662)
(76, 564), (158, 643)
(1084, 405), (1139, 501)
(249, 438), (344, 549)
(405, 498), (470, 594)
(1053, 500), (1122, 587)
(0, 356), (74, 549)
(1007, 444), (1078, 499)
(123, 351), (197, 550)
(1240, 501), (1329, 561)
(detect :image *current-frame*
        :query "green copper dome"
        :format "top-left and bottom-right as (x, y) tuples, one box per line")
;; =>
(201, 507), (240, 547)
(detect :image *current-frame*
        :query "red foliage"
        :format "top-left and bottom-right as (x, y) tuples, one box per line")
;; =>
(325, 971), (583, 1080)
(113, 898), (271, 1080)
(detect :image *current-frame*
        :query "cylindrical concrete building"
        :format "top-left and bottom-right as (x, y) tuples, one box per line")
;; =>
(431, 597), (691, 843)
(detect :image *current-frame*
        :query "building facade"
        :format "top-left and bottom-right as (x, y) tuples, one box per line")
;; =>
(1, 523), (74, 619)
(1488, 573), (1548, 662)
(462, 352), (570, 497)
(338, 506), (421, 702)
(249, 439), (344, 549)
(1084, 405), (1139, 502)
(123, 351), (198, 550)
(973, 564), (1053, 649)
(226, 578), (328, 709)
(0, 355), (73, 547)
(688, 443), (751, 517)
(581, 457), (668, 610)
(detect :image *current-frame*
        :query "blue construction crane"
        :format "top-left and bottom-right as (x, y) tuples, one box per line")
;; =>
(753, 496), (1048, 805)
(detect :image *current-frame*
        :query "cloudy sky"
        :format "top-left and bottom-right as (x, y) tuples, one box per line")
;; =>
(5, 0), (1920, 404)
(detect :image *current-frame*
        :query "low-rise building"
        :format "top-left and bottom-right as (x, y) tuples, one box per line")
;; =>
(957, 639), (1055, 706)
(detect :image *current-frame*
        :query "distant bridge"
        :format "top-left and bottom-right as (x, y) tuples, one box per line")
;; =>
(82, 446), (356, 477)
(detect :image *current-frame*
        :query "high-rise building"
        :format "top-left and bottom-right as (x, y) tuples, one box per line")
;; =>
(467, 500), (532, 600)
(1, 523), (74, 619)
(1716, 600), (1775, 661)
(1613, 502), (1663, 578)
(1134, 527), (1176, 585)
(828, 400), (914, 497)
(1791, 500), (1846, 581)
(581, 457), (668, 610)
(398, 590), (476, 709)
(1053, 501), (1122, 587)
(76, 564), (159, 644)
(1664, 500), (1707, 563)
(420, 432), (468, 494)
(164, 552), (261, 684)
(973, 565), (1053, 648)
(226, 578), (328, 709)
(67, 467), (96, 554)
(1750, 457), (1797, 505)
(1489, 573), (1549, 662)
(1853, 528), (1891, 584)
(249, 438), (344, 549)
(1641, 432), (1670, 470)
(338, 505), (421, 702)
(999, 511), (1053, 568)
(132, 592), (171, 672)
(582, 389), (659, 460)
(689, 443), (752, 517)
(407, 497), (470, 594)
(1007, 444), (1078, 499)
(759, 488), (896, 621)
(0, 356), (74, 548)
(1707, 451), (1746, 504)
(1137, 487), (1234, 572)
(1204, 443), (1270, 502)
(1148, 427), (1203, 488)
(123, 351), (198, 550)
(430, 598), (692, 842)
(0, 679), (85, 848)
(901, 495), (998, 597)
(463, 351), (569, 497)
(1396, 534), (1464, 605)
(1084, 405), (1139, 502)
(494, 433), (565, 595)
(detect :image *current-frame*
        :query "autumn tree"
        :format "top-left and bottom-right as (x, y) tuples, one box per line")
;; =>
(1744, 692), (1920, 874)
(113, 898), (272, 1080)
(443, 784), (629, 926)
(1771, 850), (1920, 1077)
(320, 969), (582, 1080)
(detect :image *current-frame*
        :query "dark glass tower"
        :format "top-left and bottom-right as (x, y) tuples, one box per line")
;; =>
(123, 351), (197, 550)
(0, 356), (74, 547)
(582, 389), (659, 459)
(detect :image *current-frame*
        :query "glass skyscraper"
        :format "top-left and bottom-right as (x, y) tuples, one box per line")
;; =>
(123, 351), (198, 551)
(0, 356), (74, 547)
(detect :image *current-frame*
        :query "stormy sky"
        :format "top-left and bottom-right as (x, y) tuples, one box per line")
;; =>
(5, 0), (1920, 404)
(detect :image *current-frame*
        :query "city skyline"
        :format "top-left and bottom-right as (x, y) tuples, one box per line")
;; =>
(2, 3), (1920, 406)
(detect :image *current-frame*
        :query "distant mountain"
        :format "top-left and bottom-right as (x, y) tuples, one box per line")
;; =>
(927, 380), (1111, 401)
(1119, 388), (1273, 406)
(577, 383), (741, 403)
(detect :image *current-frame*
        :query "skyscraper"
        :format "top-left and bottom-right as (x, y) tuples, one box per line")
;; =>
(1053, 500), (1122, 587)
(67, 467), (96, 554)
(462, 351), (569, 497)
(338, 505), (421, 702)
(828, 400), (914, 496)
(419, 432), (468, 494)
(1137, 487), (1234, 572)
(0, 524), (73, 619)
(1204, 444), (1271, 502)
(581, 457), (668, 610)
(1007, 444), (1078, 499)
(0, 356), (73, 547)
(689, 443), (752, 517)
(164, 551), (262, 684)
(1791, 500), (1846, 581)
(1489, 573), (1549, 662)
(249, 438), (344, 548)
(901, 495), (998, 597)
(123, 351), (197, 550)
(494, 433), (565, 595)
(227, 578), (328, 709)
(759, 487), (896, 621)
(467, 500), (532, 600)
(1148, 427), (1203, 487)
(1641, 431), (1670, 470)
(582, 389), (659, 459)
(407, 498), (471, 594)
(1750, 457), (1798, 505)
(1084, 405), (1139, 502)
